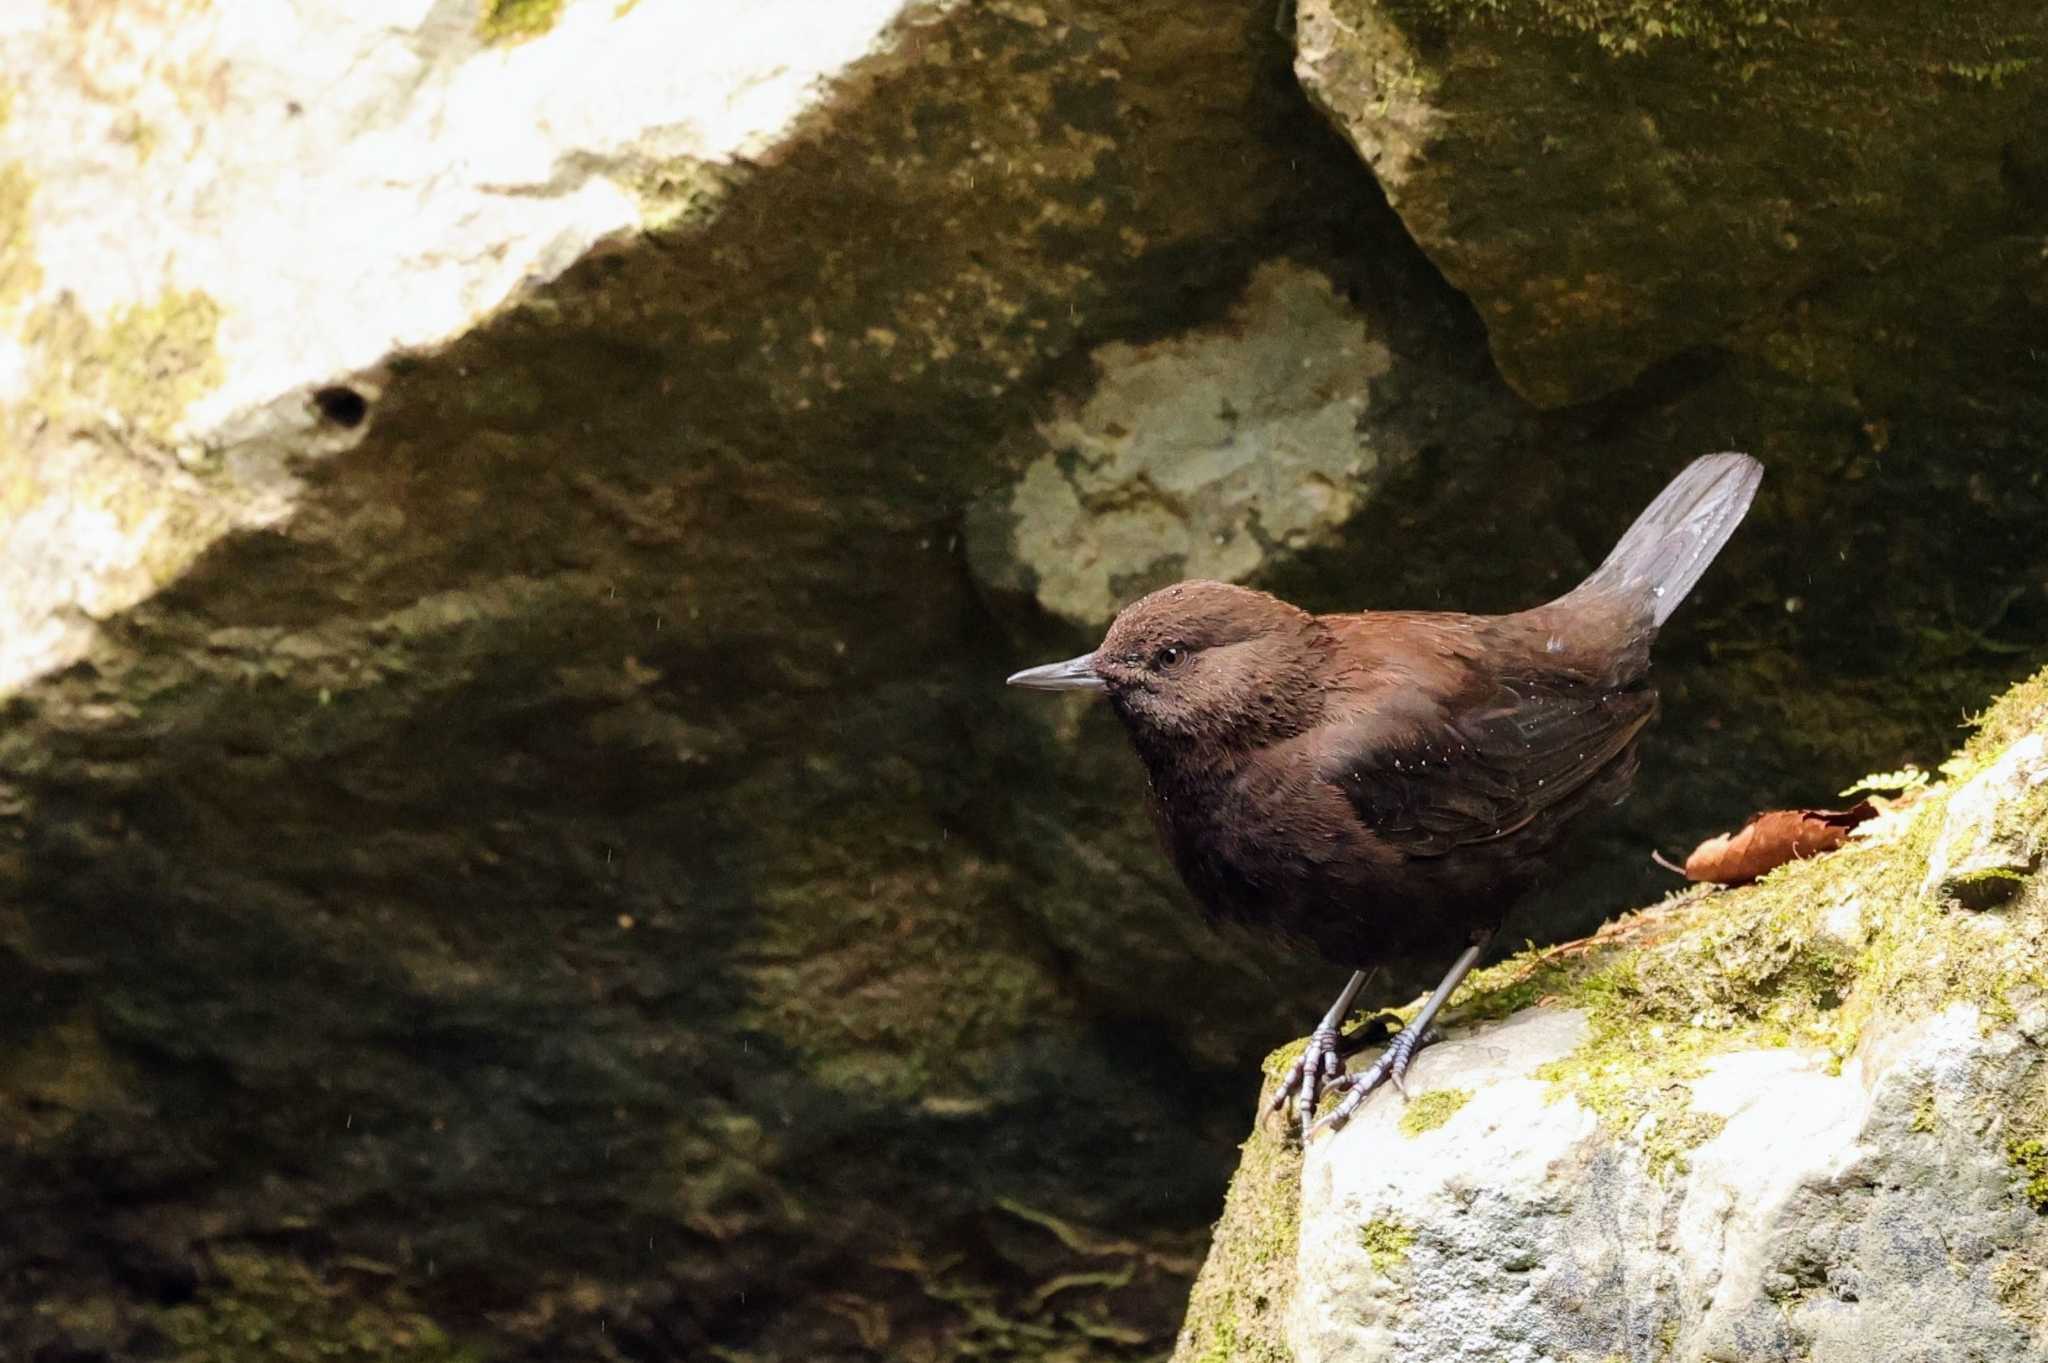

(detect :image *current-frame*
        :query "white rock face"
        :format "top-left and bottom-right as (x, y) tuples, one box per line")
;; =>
(1923, 734), (2048, 903)
(0, 0), (916, 428)
(1288, 1004), (2048, 1363)
(0, 0), (917, 693)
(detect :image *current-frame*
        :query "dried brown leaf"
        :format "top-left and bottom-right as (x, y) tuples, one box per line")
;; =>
(1679, 802), (1878, 885)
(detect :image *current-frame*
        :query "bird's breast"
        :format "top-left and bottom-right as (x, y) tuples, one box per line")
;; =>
(1145, 752), (1380, 926)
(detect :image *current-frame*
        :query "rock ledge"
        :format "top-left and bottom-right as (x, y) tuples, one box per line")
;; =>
(1177, 667), (2048, 1363)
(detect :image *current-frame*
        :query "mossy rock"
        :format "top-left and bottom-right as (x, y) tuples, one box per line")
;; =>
(1178, 666), (2048, 1363)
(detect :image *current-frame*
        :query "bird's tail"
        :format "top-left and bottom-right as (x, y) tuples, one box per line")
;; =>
(1561, 452), (1762, 627)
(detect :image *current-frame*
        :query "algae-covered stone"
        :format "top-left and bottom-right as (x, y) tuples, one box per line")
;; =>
(1295, 0), (2048, 407)
(1175, 1068), (1309, 1363)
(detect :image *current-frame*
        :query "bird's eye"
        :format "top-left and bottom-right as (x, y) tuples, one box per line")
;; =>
(1153, 644), (1186, 670)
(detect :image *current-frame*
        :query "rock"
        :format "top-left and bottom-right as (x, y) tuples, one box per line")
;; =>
(1923, 734), (2048, 906)
(0, 1), (1414, 1357)
(1293, 0), (2048, 408)
(0, 0), (920, 692)
(1177, 671), (2048, 1363)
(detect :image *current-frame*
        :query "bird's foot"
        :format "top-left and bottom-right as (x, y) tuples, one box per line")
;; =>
(1269, 1012), (1397, 1138)
(1307, 1021), (1438, 1138)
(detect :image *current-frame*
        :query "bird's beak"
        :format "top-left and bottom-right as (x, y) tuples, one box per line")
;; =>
(1006, 653), (1107, 694)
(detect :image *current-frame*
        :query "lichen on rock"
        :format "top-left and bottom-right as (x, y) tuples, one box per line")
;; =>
(478, 0), (565, 45)
(969, 262), (1402, 625)
(1395, 1087), (1469, 1138)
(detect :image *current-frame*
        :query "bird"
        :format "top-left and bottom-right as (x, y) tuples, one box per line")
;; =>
(1006, 453), (1762, 1137)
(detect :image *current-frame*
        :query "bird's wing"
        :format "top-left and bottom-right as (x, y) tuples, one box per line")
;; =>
(1320, 673), (1657, 859)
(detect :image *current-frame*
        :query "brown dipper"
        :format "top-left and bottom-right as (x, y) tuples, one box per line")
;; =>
(1008, 453), (1762, 1135)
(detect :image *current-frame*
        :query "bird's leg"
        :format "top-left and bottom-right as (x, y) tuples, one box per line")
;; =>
(1268, 969), (1375, 1137)
(1310, 933), (1493, 1138)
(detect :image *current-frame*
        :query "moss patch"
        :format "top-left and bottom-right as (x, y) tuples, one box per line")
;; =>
(1382, 0), (1796, 56)
(1397, 1087), (1471, 1137)
(1358, 1217), (1415, 1276)
(478, 0), (564, 44)
(2008, 1138), (2048, 1213)
(1963, 665), (2048, 770)
(0, 162), (39, 313)
(1172, 1097), (1300, 1363)
(157, 1250), (481, 1363)
(622, 158), (734, 234)
(21, 288), (224, 439)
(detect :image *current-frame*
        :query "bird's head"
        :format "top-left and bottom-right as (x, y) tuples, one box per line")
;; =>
(1007, 580), (1325, 753)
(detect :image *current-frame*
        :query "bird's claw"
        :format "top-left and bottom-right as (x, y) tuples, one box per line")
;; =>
(1269, 1023), (1345, 1137)
(1271, 1012), (1400, 1138)
(1307, 1022), (1436, 1138)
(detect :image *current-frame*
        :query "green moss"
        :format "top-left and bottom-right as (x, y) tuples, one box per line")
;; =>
(1172, 1096), (1300, 1363)
(1526, 953), (1747, 1175)
(1962, 664), (2048, 769)
(2007, 1138), (2048, 1212)
(0, 161), (39, 313)
(23, 287), (225, 439)
(1358, 1217), (1415, 1275)
(1944, 57), (2038, 88)
(1452, 942), (1586, 1022)
(156, 1250), (482, 1363)
(621, 159), (734, 234)
(1397, 1087), (1472, 1137)
(478, 0), (563, 44)
(1382, 0), (1793, 56)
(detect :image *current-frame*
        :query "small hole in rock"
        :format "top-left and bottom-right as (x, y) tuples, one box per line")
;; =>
(312, 385), (368, 428)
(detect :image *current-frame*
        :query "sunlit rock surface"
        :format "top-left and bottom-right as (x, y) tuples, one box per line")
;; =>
(0, 0), (921, 695)
(970, 263), (1401, 625)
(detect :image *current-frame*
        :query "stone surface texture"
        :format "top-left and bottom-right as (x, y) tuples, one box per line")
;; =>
(2, 0), (2047, 1360)
(0, 0), (920, 694)
(1289, 1004), (2048, 1363)
(968, 262), (1401, 625)
(1295, 0), (2048, 408)
(1176, 678), (2048, 1363)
